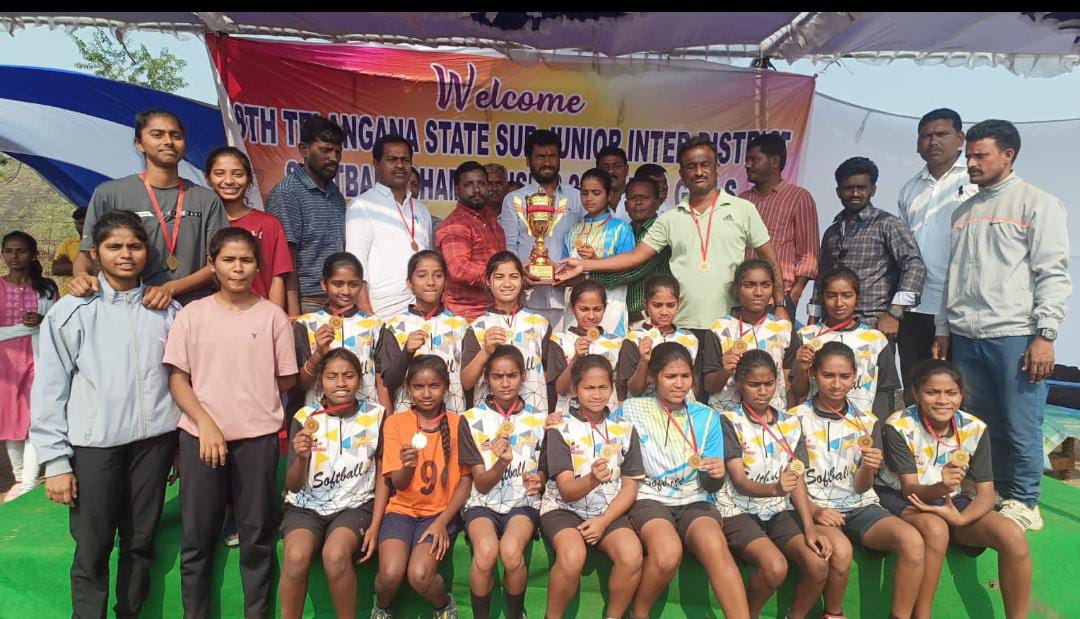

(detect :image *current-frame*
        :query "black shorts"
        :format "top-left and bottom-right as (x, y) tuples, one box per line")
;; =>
(539, 509), (633, 544)
(722, 510), (804, 555)
(837, 503), (895, 548)
(628, 499), (724, 540)
(378, 512), (461, 548)
(464, 506), (540, 538)
(280, 501), (374, 543)
(875, 486), (986, 557)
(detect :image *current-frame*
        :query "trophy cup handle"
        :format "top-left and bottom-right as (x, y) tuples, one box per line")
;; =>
(512, 196), (530, 227)
(551, 197), (569, 230)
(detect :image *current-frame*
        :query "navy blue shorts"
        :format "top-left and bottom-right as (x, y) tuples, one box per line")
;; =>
(875, 486), (985, 557)
(378, 512), (461, 548)
(463, 506), (540, 538)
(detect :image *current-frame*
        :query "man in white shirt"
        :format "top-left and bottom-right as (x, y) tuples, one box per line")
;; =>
(345, 134), (433, 316)
(896, 108), (977, 401)
(499, 129), (585, 330)
(597, 145), (629, 219)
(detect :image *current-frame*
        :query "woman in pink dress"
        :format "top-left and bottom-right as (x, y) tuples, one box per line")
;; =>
(0, 231), (57, 500)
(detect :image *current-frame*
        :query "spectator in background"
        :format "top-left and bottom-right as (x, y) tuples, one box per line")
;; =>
(811, 156), (926, 416)
(896, 108), (978, 401)
(483, 162), (509, 218)
(740, 133), (819, 313)
(934, 119), (1072, 531)
(597, 145), (630, 218)
(436, 161), (506, 321)
(265, 115), (346, 315)
(346, 134), (433, 317)
(50, 208), (86, 278)
(590, 176), (672, 328)
(633, 163), (676, 216)
(499, 129), (585, 330)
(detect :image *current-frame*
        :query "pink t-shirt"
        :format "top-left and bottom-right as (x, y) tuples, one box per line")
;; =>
(230, 209), (294, 300)
(164, 295), (298, 440)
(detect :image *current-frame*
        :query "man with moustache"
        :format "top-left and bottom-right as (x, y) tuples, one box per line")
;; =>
(346, 134), (434, 316)
(633, 163), (677, 216)
(437, 161), (507, 321)
(597, 145), (630, 218)
(266, 115), (347, 315)
(934, 119), (1071, 531)
(499, 129), (585, 329)
(483, 163), (510, 218)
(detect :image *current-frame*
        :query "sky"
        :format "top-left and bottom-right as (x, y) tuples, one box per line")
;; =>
(4, 24), (1080, 122)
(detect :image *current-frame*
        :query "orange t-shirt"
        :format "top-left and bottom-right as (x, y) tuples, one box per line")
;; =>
(382, 410), (470, 518)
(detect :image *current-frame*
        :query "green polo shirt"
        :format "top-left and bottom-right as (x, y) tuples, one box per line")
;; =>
(642, 193), (770, 329)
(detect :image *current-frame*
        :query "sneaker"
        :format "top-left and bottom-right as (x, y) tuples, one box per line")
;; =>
(433, 596), (458, 619)
(222, 514), (240, 547)
(998, 499), (1043, 531)
(994, 492), (1005, 510)
(370, 607), (393, 619)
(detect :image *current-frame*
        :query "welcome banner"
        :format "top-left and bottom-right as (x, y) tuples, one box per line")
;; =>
(207, 35), (815, 215)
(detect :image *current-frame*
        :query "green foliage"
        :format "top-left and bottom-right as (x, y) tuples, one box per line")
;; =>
(68, 29), (188, 93)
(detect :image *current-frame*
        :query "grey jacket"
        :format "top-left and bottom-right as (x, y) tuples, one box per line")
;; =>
(30, 275), (181, 476)
(935, 174), (1072, 339)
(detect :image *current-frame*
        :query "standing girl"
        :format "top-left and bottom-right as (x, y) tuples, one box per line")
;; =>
(458, 346), (548, 619)
(204, 146), (293, 309)
(1, 231), (57, 500)
(552, 280), (625, 410)
(165, 227), (298, 618)
(461, 251), (560, 413)
(619, 343), (750, 619)
(878, 360), (1031, 619)
(716, 350), (837, 619)
(704, 259), (797, 413)
(792, 267), (888, 417)
(30, 211), (176, 618)
(296, 252), (389, 410)
(280, 348), (388, 619)
(379, 250), (470, 413)
(617, 274), (700, 399)
(374, 355), (472, 619)
(794, 341), (924, 619)
(563, 168), (636, 336)
(541, 355), (643, 619)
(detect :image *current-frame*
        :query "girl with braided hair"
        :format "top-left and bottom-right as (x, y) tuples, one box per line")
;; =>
(375, 354), (472, 619)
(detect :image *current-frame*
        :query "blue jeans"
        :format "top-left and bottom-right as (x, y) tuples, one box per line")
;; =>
(951, 335), (1048, 508)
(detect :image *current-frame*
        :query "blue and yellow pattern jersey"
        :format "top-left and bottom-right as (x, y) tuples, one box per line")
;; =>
(797, 322), (887, 417)
(462, 400), (548, 513)
(297, 309), (383, 407)
(551, 330), (624, 411)
(470, 309), (551, 412)
(715, 404), (803, 519)
(878, 405), (988, 491)
(792, 399), (881, 511)
(384, 308), (469, 413)
(708, 313), (792, 412)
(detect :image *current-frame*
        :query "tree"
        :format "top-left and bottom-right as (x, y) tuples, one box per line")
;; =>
(68, 29), (188, 93)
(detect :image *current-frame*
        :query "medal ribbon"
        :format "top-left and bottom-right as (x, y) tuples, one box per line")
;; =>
(817, 317), (856, 337)
(415, 409), (448, 434)
(575, 212), (612, 248)
(688, 195), (718, 266)
(658, 398), (699, 458)
(394, 197), (417, 246)
(918, 410), (962, 451)
(140, 173), (184, 260)
(500, 305), (520, 332)
(310, 399), (360, 420)
(816, 399), (872, 437)
(742, 403), (798, 461)
(738, 312), (767, 340)
(587, 411), (611, 456)
(330, 304), (355, 317)
(492, 398), (519, 422)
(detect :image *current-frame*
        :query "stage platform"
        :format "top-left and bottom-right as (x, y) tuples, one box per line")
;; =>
(1, 474), (1077, 617)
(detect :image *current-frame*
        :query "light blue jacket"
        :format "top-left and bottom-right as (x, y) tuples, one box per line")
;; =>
(30, 274), (181, 476)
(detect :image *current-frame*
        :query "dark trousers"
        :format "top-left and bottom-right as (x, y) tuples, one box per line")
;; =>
(178, 431), (279, 619)
(69, 431), (177, 619)
(896, 311), (938, 401)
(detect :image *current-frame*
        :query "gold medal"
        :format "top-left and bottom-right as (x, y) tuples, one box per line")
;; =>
(166, 253), (179, 271)
(586, 327), (600, 342)
(732, 340), (749, 353)
(410, 240), (419, 252)
(498, 420), (515, 436)
(950, 450), (970, 467)
(422, 322), (433, 335)
(857, 435), (874, 449)
(807, 338), (823, 352)
(688, 453), (702, 469)
(328, 316), (344, 329)
(698, 260), (710, 273)
(304, 418), (319, 432)
(788, 460), (806, 475)
(573, 237), (586, 249)
(600, 444), (617, 460)
(410, 432), (428, 449)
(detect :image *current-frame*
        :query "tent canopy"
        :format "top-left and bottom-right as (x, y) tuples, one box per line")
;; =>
(3, 12), (1079, 75)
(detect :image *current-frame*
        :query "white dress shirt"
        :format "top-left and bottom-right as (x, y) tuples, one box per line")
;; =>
(897, 159), (978, 316)
(346, 182), (433, 316)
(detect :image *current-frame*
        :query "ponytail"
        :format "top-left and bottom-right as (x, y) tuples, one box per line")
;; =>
(3, 231), (57, 300)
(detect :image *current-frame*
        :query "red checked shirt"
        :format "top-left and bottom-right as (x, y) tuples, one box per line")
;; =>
(740, 181), (820, 292)
(436, 203), (506, 321)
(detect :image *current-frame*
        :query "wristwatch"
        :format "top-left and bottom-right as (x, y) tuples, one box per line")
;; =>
(887, 305), (905, 320)
(1037, 328), (1058, 341)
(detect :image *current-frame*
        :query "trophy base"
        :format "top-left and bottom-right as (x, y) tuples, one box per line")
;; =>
(527, 262), (555, 282)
